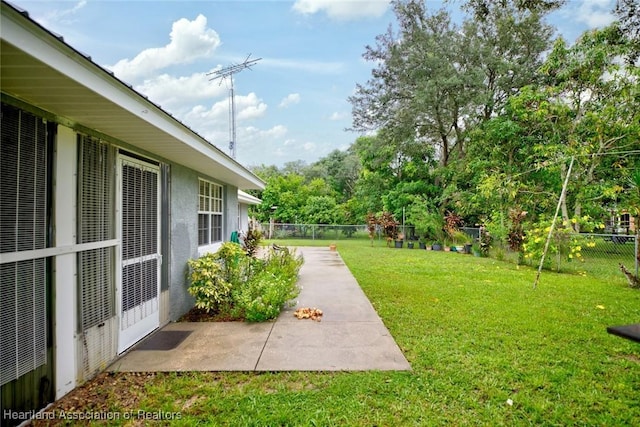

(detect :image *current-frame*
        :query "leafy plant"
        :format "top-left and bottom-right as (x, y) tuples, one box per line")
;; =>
(187, 254), (232, 313)
(366, 212), (378, 246)
(234, 247), (303, 321)
(451, 230), (470, 245)
(234, 273), (289, 322)
(522, 216), (601, 271)
(443, 211), (464, 246)
(377, 211), (399, 247)
(407, 205), (442, 243)
(213, 242), (247, 287)
(444, 211), (463, 236)
(479, 226), (491, 257)
(507, 208), (527, 252)
(187, 244), (302, 321)
(242, 227), (263, 258)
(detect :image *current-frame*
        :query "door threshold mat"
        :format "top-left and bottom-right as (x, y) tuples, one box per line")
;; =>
(135, 330), (192, 351)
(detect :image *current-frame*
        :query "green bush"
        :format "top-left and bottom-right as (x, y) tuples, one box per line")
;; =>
(187, 244), (302, 321)
(234, 246), (303, 321)
(213, 242), (248, 286)
(234, 273), (291, 322)
(187, 254), (232, 313)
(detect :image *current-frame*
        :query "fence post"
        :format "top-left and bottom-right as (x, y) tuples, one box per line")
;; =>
(312, 225), (315, 240)
(633, 233), (639, 277)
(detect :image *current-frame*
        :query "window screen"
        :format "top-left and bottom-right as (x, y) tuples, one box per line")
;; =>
(0, 103), (48, 386)
(77, 135), (114, 331)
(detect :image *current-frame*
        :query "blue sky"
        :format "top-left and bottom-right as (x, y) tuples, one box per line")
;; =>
(10, 0), (617, 168)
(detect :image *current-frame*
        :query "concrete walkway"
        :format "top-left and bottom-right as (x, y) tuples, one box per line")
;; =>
(109, 247), (411, 372)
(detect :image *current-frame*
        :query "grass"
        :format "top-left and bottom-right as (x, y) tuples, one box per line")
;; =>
(37, 239), (640, 426)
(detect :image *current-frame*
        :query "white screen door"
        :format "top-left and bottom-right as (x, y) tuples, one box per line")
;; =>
(117, 155), (161, 353)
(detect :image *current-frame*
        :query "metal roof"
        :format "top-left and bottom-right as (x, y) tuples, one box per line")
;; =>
(0, 1), (264, 190)
(238, 190), (262, 205)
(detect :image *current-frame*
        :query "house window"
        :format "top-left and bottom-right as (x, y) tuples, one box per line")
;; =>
(620, 213), (630, 229)
(198, 179), (223, 246)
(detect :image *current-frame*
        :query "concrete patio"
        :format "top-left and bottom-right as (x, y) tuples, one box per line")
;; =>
(108, 247), (411, 372)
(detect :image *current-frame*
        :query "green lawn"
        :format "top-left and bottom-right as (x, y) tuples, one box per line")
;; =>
(43, 239), (640, 426)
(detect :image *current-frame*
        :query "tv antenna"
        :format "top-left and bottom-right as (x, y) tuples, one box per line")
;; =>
(208, 54), (261, 159)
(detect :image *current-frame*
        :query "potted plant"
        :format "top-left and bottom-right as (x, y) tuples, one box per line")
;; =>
(395, 233), (404, 248)
(452, 230), (470, 253)
(378, 212), (399, 248)
(408, 206), (443, 251)
(418, 236), (427, 250)
(471, 243), (482, 257)
(444, 211), (464, 252)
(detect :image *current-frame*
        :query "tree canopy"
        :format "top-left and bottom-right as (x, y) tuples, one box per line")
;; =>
(249, 0), (639, 241)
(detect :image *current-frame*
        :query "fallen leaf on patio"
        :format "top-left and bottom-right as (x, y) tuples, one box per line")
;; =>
(294, 307), (323, 321)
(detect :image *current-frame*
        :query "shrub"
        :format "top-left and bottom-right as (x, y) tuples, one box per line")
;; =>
(234, 272), (296, 322)
(187, 244), (302, 321)
(187, 254), (232, 313)
(522, 216), (601, 271)
(213, 242), (247, 286)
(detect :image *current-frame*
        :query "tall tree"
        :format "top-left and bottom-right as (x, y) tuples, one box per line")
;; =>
(615, 0), (640, 63)
(469, 24), (640, 226)
(462, 0), (555, 120)
(349, 1), (474, 167)
(311, 149), (361, 202)
(349, 0), (556, 170)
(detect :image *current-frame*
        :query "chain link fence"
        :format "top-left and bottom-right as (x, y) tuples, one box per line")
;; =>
(460, 228), (638, 280)
(261, 223), (638, 281)
(258, 223), (422, 241)
(259, 223), (371, 240)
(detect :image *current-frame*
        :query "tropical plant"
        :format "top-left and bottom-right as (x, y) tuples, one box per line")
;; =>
(507, 208), (527, 253)
(366, 212), (378, 246)
(377, 211), (399, 247)
(242, 227), (262, 258)
(187, 244), (303, 321)
(187, 254), (233, 313)
(444, 211), (464, 245)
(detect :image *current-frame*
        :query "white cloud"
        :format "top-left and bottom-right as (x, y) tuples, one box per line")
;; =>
(235, 93), (268, 120)
(135, 71), (227, 111)
(279, 93), (301, 108)
(262, 57), (343, 74)
(575, 0), (616, 29)
(237, 125), (292, 165)
(39, 0), (86, 26)
(292, 0), (390, 20)
(109, 15), (221, 83)
(181, 92), (267, 127)
(329, 111), (347, 121)
(244, 125), (288, 140)
(303, 142), (317, 151)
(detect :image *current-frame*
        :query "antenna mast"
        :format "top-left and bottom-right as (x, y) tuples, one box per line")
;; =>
(208, 54), (261, 159)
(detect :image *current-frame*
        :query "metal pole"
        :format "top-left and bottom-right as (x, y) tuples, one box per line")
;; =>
(228, 74), (236, 159)
(534, 156), (574, 289)
(635, 232), (638, 278)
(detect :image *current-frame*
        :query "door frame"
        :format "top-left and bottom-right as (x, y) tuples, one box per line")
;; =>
(115, 153), (162, 353)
